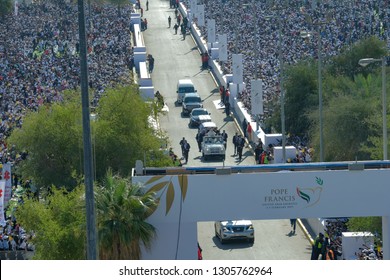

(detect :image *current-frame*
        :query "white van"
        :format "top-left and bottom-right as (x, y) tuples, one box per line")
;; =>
(176, 79), (197, 105)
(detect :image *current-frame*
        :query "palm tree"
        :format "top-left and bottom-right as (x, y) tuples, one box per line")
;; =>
(96, 170), (158, 259)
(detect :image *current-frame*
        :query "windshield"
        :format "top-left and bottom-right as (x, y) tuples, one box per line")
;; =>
(178, 86), (195, 93)
(185, 97), (202, 103)
(204, 137), (224, 144)
(192, 110), (208, 116)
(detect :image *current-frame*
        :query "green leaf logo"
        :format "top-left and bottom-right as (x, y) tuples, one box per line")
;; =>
(316, 177), (323, 186)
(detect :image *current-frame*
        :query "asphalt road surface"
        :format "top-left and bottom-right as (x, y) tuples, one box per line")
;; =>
(141, 0), (312, 260)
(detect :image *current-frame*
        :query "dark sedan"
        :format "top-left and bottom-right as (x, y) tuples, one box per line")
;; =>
(189, 108), (211, 127)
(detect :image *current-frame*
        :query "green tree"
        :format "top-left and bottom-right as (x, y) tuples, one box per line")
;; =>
(329, 36), (387, 80)
(7, 94), (83, 192)
(96, 170), (157, 259)
(15, 186), (87, 259)
(0, 0), (12, 18)
(309, 73), (381, 161)
(280, 61), (318, 137)
(93, 86), (173, 178)
(8, 86), (173, 193)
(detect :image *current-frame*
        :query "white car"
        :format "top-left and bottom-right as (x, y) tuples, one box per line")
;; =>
(214, 220), (255, 244)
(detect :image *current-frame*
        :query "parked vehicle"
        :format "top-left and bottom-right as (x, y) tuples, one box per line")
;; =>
(189, 108), (211, 127)
(176, 79), (196, 105)
(214, 220), (255, 244)
(182, 92), (203, 116)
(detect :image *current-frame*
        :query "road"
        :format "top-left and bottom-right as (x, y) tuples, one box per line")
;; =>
(141, 0), (312, 260)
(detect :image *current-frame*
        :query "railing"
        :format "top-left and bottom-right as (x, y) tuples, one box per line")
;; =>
(134, 160), (390, 176)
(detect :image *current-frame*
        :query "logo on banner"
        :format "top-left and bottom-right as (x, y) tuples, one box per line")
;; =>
(262, 177), (324, 209)
(296, 177), (323, 207)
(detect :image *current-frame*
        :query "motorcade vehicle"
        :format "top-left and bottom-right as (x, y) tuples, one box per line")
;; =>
(176, 79), (196, 105)
(214, 220), (255, 244)
(189, 108), (211, 127)
(201, 135), (226, 161)
(198, 121), (217, 134)
(182, 92), (203, 116)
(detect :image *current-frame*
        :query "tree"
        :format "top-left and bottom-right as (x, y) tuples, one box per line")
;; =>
(328, 36), (387, 80)
(310, 75), (381, 161)
(15, 186), (87, 260)
(281, 61), (318, 137)
(8, 86), (173, 194)
(7, 94), (83, 193)
(0, 0), (12, 18)
(93, 86), (173, 178)
(95, 170), (157, 259)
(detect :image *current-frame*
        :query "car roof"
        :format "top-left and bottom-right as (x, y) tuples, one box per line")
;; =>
(220, 220), (253, 226)
(191, 108), (208, 113)
(200, 121), (216, 128)
(178, 79), (194, 85)
(184, 92), (200, 98)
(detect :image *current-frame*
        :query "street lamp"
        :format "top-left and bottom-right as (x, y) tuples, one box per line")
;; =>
(300, 23), (325, 162)
(77, 0), (97, 259)
(266, 4), (287, 163)
(359, 57), (387, 160)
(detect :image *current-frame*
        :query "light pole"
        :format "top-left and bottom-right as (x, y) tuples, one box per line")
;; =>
(277, 11), (286, 164)
(359, 57), (388, 160)
(78, 0), (97, 259)
(300, 22), (326, 162)
(267, 3), (287, 163)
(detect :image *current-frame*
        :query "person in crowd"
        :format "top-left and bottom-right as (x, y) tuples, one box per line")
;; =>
(254, 142), (263, 164)
(290, 218), (297, 234)
(311, 232), (325, 260)
(183, 141), (190, 164)
(242, 119), (248, 138)
(168, 15), (172, 28)
(221, 130), (228, 150)
(224, 100), (230, 118)
(232, 132), (239, 156)
(196, 131), (203, 152)
(179, 137), (187, 157)
(173, 23), (179, 34)
(237, 135), (245, 161)
(219, 85), (226, 105)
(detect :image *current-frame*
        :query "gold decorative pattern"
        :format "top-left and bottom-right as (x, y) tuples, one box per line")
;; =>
(178, 174), (188, 201)
(145, 175), (189, 216)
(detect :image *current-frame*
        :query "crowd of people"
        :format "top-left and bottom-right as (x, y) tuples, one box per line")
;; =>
(310, 218), (383, 260)
(0, 1), (135, 166)
(183, 0), (389, 121)
(0, 218), (35, 260)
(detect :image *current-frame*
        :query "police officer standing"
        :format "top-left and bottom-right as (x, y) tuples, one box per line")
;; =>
(183, 141), (191, 164)
(232, 132), (239, 156)
(221, 130), (228, 150)
(237, 135), (245, 161)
